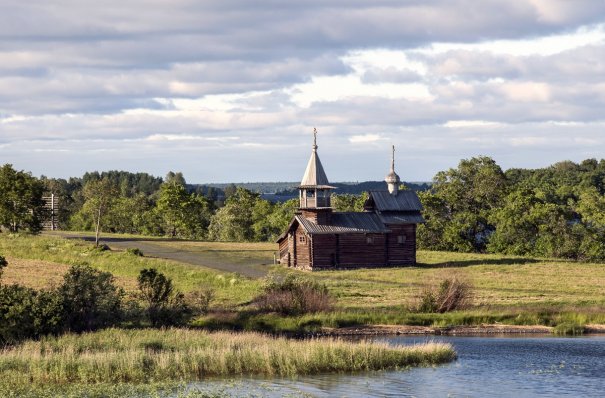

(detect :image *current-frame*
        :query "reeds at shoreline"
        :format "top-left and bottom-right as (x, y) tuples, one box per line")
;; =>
(0, 328), (455, 386)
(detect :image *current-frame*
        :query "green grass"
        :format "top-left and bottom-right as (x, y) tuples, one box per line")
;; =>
(3, 234), (605, 331)
(0, 234), (261, 307)
(0, 328), (455, 387)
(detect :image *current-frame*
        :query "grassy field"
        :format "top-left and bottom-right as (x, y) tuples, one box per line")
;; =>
(2, 233), (605, 330)
(0, 234), (261, 307)
(0, 328), (454, 396)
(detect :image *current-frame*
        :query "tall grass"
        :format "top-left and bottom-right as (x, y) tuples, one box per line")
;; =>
(0, 328), (455, 387)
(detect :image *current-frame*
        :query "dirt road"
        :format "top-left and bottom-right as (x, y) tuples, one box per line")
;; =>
(47, 232), (272, 279)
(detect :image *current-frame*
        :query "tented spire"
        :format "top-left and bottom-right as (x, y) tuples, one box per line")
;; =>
(300, 128), (330, 187)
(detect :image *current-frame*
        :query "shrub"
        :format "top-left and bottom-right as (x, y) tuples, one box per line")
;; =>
(0, 255), (6, 280)
(59, 264), (124, 332)
(416, 277), (472, 313)
(254, 274), (333, 315)
(138, 268), (192, 326)
(126, 247), (144, 256)
(185, 287), (215, 315)
(0, 284), (63, 344)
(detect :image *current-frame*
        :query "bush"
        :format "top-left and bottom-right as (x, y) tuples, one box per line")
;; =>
(60, 264), (124, 332)
(185, 287), (215, 315)
(0, 255), (6, 279)
(138, 268), (192, 327)
(126, 247), (144, 256)
(416, 278), (472, 313)
(0, 284), (63, 344)
(254, 274), (333, 315)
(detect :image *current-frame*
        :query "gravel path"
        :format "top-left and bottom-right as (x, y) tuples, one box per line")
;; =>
(48, 232), (271, 279)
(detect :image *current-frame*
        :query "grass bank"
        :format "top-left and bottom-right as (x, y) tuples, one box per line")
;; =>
(3, 233), (605, 332)
(0, 233), (261, 307)
(0, 328), (455, 390)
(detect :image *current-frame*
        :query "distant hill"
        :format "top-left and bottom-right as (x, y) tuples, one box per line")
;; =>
(191, 181), (431, 203)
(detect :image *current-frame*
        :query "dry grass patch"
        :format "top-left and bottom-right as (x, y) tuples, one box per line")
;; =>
(2, 258), (69, 289)
(2, 257), (139, 292)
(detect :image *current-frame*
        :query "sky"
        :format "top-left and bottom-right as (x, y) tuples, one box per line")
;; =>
(1, 0), (605, 183)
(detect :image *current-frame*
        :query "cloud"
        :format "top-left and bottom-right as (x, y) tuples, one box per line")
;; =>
(2, 1), (605, 182)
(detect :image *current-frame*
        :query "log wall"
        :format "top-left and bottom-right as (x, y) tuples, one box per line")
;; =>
(338, 233), (386, 267)
(294, 225), (311, 270)
(386, 224), (416, 265)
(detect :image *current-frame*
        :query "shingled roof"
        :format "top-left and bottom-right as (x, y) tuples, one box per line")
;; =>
(365, 190), (423, 212)
(277, 212), (390, 241)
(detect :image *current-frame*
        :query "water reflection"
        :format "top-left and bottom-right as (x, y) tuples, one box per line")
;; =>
(189, 335), (605, 397)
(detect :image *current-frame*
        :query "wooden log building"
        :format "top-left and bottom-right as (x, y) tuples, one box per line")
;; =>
(276, 131), (424, 270)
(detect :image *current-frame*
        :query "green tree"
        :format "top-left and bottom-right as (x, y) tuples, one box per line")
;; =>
(105, 194), (152, 234)
(0, 164), (46, 233)
(165, 171), (186, 186)
(266, 198), (299, 237)
(155, 182), (212, 238)
(418, 156), (508, 252)
(208, 188), (260, 241)
(332, 192), (368, 212)
(81, 178), (119, 247)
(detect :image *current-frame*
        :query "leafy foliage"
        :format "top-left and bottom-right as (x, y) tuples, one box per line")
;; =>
(0, 255), (6, 278)
(155, 181), (212, 239)
(60, 264), (124, 332)
(418, 157), (507, 252)
(137, 268), (191, 326)
(0, 284), (64, 344)
(0, 164), (46, 233)
(331, 192), (368, 212)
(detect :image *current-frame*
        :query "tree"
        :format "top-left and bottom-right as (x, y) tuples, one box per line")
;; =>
(81, 178), (118, 247)
(332, 192), (368, 212)
(165, 171), (186, 186)
(418, 156), (508, 252)
(0, 164), (46, 233)
(105, 194), (152, 234)
(155, 182), (212, 238)
(266, 198), (299, 237)
(208, 188), (260, 241)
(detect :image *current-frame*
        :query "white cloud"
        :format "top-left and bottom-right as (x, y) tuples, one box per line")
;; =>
(349, 134), (383, 143)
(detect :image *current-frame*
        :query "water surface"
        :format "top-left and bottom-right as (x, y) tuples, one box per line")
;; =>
(189, 335), (605, 397)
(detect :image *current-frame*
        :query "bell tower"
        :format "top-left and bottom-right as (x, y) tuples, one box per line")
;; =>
(298, 128), (335, 224)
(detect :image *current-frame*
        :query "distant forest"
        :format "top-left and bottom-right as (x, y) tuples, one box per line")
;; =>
(3, 156), (605, 261)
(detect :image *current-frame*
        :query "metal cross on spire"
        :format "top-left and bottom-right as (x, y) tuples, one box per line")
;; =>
(391, 144), (395, 172)
(313, 127), (318, 151)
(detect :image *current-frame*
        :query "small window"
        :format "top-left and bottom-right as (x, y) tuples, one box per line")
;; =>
(299, 235), (306, 244)
(397, 235), (406, 245)
(366, 236), (374, 245)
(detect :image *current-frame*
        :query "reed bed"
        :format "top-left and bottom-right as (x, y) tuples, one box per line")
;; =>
(0, 328), (455, 386)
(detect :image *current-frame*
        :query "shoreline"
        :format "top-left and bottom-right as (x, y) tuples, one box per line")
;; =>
(320, 324), (605, 336)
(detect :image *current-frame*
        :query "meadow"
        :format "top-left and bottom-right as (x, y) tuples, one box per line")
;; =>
(3, 233), (605, 331)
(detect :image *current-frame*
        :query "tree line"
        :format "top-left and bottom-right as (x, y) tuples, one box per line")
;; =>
(418, 156), (605, 260)
(3, 156), (605, 261)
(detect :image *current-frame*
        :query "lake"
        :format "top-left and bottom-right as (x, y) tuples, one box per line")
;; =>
(189, 335), (605, 397)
